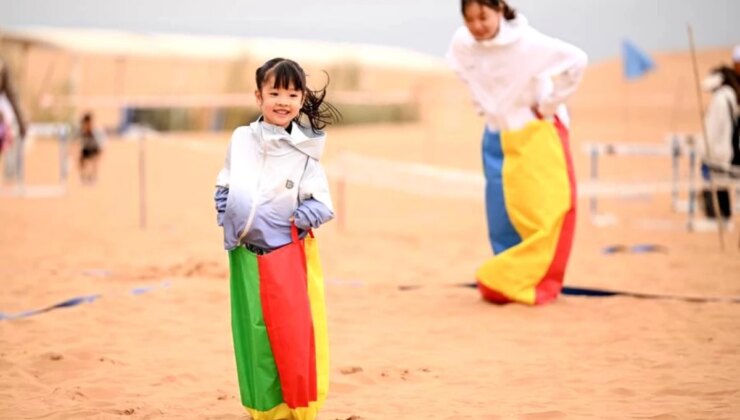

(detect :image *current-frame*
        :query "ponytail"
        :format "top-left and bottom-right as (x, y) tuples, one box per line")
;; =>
(299, 73), (342, 133)
(461, 0), (517, 21)
(500, 0), (516, 20)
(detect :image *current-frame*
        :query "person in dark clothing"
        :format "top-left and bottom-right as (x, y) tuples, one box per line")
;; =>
(78, 112), (104, 184)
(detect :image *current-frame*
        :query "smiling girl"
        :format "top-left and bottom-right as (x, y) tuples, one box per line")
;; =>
(215, 57), (339, 253)
(214, 57), (339, 419)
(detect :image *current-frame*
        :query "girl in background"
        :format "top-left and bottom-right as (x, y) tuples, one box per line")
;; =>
(447, 0), (587, 305)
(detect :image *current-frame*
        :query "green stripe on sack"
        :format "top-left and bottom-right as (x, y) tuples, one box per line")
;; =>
(229, 247), (283, 410)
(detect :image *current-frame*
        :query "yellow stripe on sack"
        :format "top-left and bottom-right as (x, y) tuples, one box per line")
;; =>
(476, 120), (571, 304)
(305, 235), (330, 407)
(246, 403), (320, 420)
(244, 237), (329, 420)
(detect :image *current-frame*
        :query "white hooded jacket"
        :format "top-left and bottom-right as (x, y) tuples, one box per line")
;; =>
(216, 119), (333, 250)
(446, 14), (587, 132)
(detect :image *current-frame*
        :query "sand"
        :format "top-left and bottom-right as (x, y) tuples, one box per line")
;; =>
(1, 49), (740, 420)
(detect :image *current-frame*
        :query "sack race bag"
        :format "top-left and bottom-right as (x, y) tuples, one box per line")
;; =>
(477, 118), (577, 305)
(228, 226), (329, 420)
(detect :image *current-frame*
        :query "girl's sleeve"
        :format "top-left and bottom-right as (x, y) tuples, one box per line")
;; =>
(293, 198), (333, 230)
(295, 159), (334, 229)
(446, 27), (485, 115)
(214, 186), (228, 226)
(445, 28), (468, 78)
(214, 138), (232, 226)
(215, 138), (231, 188)
(534, 34), (588, 117)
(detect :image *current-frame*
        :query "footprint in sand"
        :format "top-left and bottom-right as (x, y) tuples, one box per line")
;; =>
(216, 389), (232, 401)
(380, 367), (431, 380)
(115, 408), (135, 415)
(340, 366), (363, 375)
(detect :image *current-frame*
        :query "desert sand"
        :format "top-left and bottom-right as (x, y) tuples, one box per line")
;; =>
(1, 48), (740, 420)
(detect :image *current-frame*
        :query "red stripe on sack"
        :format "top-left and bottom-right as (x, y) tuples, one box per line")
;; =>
(535, 119), (577, 305)
(477, 282), (513, 304)
(258, 238), (317, 408)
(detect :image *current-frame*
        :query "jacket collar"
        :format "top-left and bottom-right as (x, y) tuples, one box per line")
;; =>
(251, 118), (326, 160)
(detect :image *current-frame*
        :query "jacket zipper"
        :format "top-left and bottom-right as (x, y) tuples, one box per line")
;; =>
(238, 126), (268, 242)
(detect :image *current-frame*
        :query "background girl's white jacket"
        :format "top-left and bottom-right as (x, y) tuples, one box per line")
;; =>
(446, 14), (587, 132)
(216, 120), (333, 250)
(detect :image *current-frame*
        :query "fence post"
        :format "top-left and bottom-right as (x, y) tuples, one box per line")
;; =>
(59, 124), (70, 183)
(589, 145), (599, 218)
(687, 136), (696, 231)
(671, 134), (680, 211)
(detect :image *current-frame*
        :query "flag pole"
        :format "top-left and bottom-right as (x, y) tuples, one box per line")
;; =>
(687, 24), (725, 251)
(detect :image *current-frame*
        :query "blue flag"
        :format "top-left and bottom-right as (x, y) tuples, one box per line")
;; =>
(622, 39), (655, 80)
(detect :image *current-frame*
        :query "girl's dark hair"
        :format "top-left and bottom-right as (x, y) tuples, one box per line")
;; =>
(461, 0), (516, 20)
(712, 66), (740, 106)
(255, 57), (341, 132)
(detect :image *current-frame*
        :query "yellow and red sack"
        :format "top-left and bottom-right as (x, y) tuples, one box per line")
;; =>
(477, 119), (576, 305)
(228, 227), (329, 419)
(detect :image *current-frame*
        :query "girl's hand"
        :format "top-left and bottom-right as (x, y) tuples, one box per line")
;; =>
(531, 104), (543, 120)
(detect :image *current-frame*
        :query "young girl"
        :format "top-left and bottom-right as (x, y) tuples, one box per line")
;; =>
(214, 58), (338, 420)
(447, 0), (587, 305)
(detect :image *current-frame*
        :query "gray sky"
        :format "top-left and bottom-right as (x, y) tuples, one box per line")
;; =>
(1, 0), (739, 62)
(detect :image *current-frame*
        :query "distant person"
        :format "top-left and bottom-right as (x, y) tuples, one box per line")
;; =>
(699, 45), (740, 219)
(78, 112), (104, 184)
(447, 0), (587, 305)
(0, 59), (27, 182)
(214, 57), (339, 419)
